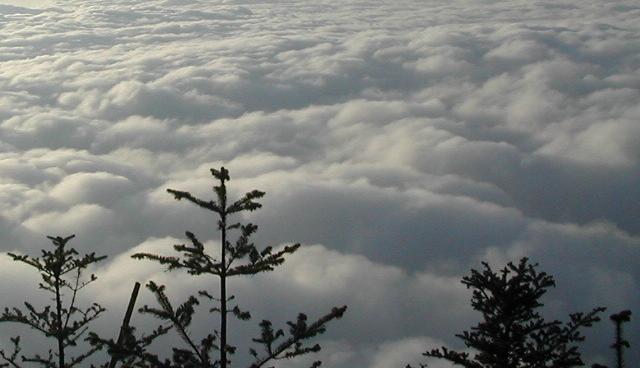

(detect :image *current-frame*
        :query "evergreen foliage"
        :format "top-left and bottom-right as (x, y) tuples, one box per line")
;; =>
(0, 235), (107, 368)
(414, 258), (604, 368)
(93, 167), (346, 368)
(606, 310), (631, 368)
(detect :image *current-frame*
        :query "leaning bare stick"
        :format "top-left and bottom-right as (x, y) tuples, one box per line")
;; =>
(108, 282), (141, 368)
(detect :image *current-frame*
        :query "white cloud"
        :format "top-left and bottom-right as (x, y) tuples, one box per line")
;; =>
(0, 0), (639, 366)
(49, 171), (135, 205)
(369, 337), (447, 368)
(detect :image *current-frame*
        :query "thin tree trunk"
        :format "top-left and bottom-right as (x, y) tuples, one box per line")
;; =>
(221, 243), (227, 368)
(614, 321), (623, 368)
(55, 276), (65, 368)
(220, 183), (228, 368)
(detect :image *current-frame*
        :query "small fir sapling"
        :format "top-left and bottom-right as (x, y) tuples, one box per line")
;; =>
(592, 310), (633, 368)
(413, 258), (604, 368)
(0, 235), (107, 368)
(101, 167), (346, 368)
(607, 310), (631, 368)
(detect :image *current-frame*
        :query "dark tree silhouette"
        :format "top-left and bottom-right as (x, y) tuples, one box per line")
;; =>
(591, 310), (632, 368)
(95, 167), (346, 368)
(0, 235), (107, 368)
(414, 258), (604, 368)
(609, 310), (631, 368)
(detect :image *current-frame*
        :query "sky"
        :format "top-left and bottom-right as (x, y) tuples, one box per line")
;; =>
(0, 0), (638, 367)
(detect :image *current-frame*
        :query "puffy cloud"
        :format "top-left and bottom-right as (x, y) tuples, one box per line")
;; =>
(86, 240), (474, 367)
(368, 337), (450, 368)
(49, 171), (135, 205)
(0, 0), (639, 366)
(22, 203), (116, 242)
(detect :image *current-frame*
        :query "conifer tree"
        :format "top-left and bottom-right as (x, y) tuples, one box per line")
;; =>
(609, 310), (631, 368)
(414, 258), (604, 368)
(99, 167), (346, 368)
(0, 235), (107, 368)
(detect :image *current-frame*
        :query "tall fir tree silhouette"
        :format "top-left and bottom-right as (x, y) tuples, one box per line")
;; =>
(101, 167), (346, 368)
(0, 235), (107, 368)
(414, 258), (604, 368)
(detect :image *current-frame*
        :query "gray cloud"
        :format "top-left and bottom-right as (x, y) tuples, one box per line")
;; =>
(0, 0), (639, 366)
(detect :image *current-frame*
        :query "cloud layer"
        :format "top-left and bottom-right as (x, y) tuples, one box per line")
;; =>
(0, 0), (639, 366)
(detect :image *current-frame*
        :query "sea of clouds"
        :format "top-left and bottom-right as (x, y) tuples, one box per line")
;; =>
(0, 0), (639, 366)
